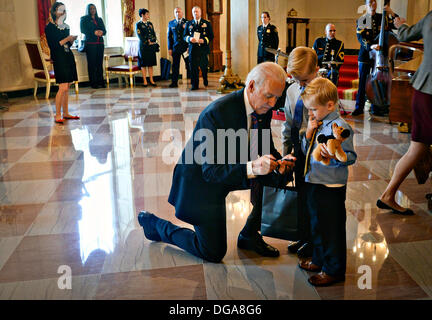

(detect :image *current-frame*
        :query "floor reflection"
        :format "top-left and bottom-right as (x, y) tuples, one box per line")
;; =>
(70, 116), (135, 265)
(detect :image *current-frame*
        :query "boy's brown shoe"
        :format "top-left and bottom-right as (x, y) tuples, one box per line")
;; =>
(298, 258), (321, 272)
(308, 271), (345, 287)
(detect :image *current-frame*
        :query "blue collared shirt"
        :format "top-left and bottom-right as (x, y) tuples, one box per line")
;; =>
(301, 110), (357, 185)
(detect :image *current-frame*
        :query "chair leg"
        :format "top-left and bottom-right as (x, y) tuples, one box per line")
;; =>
(74, 81), (79, 95)
(106, 73), (110, 88)
(130, 74), (133, 88)
(34, 81), (38, 97)
(45, 82), (51, 99)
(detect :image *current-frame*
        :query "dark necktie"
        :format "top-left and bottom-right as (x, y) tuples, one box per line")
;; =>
(290, 87), (305, 156)
(250, 111), (260, 161)
(250, 111), (261, 206)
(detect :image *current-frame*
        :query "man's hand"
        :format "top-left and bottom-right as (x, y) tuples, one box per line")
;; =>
(190, 37), (198, 43)
(69, 35), (77, 42)
(252, 155), (278, 175)
(384, 5), (395, 17)
(276, 154), (296, 175)
(168, 49), (173, 56)
(394, 17), (407, 28)
(94, 30), (103, 37)
(320, 143), (337, 160)
(371, 44), (381, 51)
(306, 115), (319, 140)
(198, 39), (204, 44)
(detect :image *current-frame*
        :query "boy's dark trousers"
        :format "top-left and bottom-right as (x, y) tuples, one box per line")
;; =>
(304, 182), (347, 276)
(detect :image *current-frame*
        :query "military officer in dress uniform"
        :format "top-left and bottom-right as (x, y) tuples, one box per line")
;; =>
(183, 6), (214, 90)
(136, 8), (158, 87)
(168, 7), (190, 88)
(313, 23), (344, 85)
(352, 0), (397, 116)
(257, 11), (279, 64)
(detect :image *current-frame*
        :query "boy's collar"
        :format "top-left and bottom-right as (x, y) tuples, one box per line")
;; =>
(320, 110), (339, 124)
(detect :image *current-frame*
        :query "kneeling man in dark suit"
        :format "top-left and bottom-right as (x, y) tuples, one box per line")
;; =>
(138, 62), (296, 262)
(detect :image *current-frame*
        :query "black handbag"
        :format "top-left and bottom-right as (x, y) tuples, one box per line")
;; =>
(260, 180), (298, 241)
(151, 43), (160, 53)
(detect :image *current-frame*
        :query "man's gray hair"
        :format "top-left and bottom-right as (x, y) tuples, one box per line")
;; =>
(325, 23), (334, 31)
(245, 62), (287, 89)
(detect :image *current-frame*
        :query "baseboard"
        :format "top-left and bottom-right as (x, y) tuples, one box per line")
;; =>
(1, 73), (192, 99)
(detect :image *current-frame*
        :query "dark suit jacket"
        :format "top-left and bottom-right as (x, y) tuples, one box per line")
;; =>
(168, 89), (282, 225)
(183, 18), (214, 56)
(167, 18), (188, 54)
(80, 15), (106, 44)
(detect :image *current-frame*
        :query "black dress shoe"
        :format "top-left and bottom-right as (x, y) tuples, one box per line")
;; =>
(376, 199), (414, 215)
(351, 108), (364, 116)
(237, 233), (280, 257)
(297, 242), (313, 259)
(190, 87), (199, 91)
(203, 79), (208, 87)
(99, 83), (106, 88)
(370, 106), (389, 116)
(370, 110), (385, 116)
(288, 240), (304, 254)
(169, 83), (178, 88)
(138, 211), (161, 241)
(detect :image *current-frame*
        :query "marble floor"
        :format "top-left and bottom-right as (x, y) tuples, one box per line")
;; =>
(0, 74), (431, 300)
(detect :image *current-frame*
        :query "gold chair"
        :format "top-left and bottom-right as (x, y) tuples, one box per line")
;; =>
(104, 37), (141, 88)
(24, 40), (79, 99)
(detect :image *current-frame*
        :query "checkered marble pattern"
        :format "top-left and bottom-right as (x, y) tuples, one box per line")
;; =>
(0, 74), (431, 300)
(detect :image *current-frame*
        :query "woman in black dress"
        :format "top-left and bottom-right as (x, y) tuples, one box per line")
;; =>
(45, 2), (79, 124)
(136, 8), (157, 87)
(80, 4), (106, 89)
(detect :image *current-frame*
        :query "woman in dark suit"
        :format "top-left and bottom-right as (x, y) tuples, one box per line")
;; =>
(378, 11), (432, 215)
(45, 2), (79, 124)
(136, 8), (157, 87)
(80, 3), (106, 89)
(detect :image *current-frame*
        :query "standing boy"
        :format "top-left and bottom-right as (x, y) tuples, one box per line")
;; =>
(299, 77), (357, 286)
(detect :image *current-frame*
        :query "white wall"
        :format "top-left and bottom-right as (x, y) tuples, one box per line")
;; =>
(0, 0), (38, 92)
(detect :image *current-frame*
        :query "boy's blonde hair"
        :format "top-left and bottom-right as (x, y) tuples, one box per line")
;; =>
(287, 46), (318, 77)
(301, 77), (339, 106)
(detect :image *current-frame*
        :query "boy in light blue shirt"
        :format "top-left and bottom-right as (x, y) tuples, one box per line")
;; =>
(298, 77), (357, 286)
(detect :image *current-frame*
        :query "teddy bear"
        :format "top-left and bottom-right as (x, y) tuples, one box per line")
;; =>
(312, 122), (351, 165)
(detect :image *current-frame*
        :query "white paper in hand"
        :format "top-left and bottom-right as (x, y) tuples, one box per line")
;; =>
(193, 32), (200, 42)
